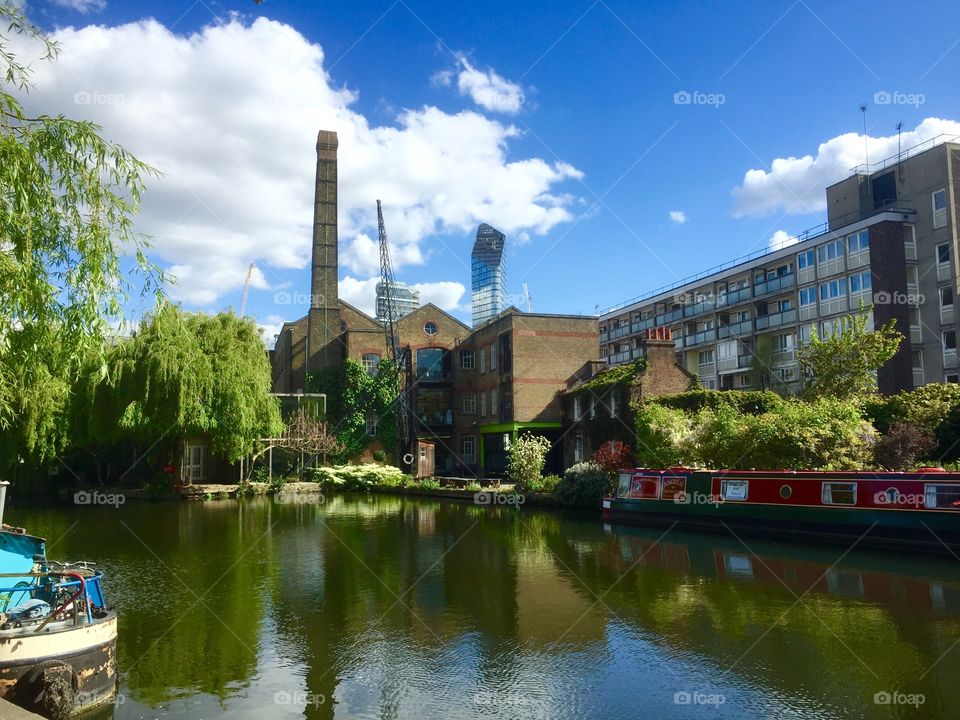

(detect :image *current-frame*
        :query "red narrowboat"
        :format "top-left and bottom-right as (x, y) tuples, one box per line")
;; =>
(602, 467), (960, 549)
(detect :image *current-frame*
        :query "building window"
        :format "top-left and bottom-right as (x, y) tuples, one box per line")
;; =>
(937, 242), (951, 265)
(590, 396), (597, 418)
(941, 287), (954, 309)
(461, 393), (476, 415)
(362, 353), (381, 376)
(817, 239), (845, 263)
(933, 189), (948, 229)
(574, 435), (584, 462)
(480, 346), (486, 373)
(365, 413), (378, 436)
(423, 321), (438, 336)
(947, 374), (960, 384)
(797, 250), (815, 270)
(848, 230), (869, 253)
(573, 396), (582, 421)
(417, 348), (445, 381)
(698, 349), (714, 366)
(490, 343), (498, 371)
(491, 387), (498, 416)
(609, 392), (618, 418)
(461, 435), (476, 463)
(822, 482), (857, 505)
(480, 391), (487, 417)
(849, 271), (872, 294)
(799, 287), (817, 307)
(460, 349), (475, 369)
(943, 330), (957, 354)
(819, 279), (846, 301)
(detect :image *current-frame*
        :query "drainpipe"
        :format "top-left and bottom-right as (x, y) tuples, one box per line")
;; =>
(0, 481), (9, 527)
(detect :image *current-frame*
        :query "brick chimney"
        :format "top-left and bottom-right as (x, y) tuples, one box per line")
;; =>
(636, 327), (692, 400)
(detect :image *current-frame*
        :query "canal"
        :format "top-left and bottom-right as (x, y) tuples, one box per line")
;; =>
(9, 494), (960, 719)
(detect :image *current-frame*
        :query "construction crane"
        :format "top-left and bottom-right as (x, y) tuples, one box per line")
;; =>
(377, 200), (415, 472)
(522, 283), (532, 313)
(239, 262), (255, 315)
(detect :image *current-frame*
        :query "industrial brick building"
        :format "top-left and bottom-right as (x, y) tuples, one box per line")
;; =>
(598, 136), (960, 395)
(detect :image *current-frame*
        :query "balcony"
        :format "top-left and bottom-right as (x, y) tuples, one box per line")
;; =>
(718, 320), (752, 338)
(608, 324), (632, 341)
(945, 349), (958, 369)
(913, 367), (925, 387)
(607, 349), (633, 365)
(719, 287), (752, 306)
(655, 309), (682, 325)
(754, 274), (795, 297)
(685, 329), (716, 347)
(631, 318), (654, 334)
(772, 349), (796, 366)
(942, 306), (955, 326)
(683, 301), (714, 318)
(754, 308), (797, 330)
(718, 354), (753, 374)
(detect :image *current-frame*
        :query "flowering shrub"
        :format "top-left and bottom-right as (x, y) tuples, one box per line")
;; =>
(592, 440), (633, 474)
(508, 434), (553, 491)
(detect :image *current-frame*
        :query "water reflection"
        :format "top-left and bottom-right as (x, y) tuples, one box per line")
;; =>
(9, 495), (960, 719)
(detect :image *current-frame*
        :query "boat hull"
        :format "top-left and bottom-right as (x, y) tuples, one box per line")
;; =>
(0, 613), (117, 717)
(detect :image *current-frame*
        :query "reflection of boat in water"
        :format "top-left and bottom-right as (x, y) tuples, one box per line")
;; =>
(604, 466), (960, 550)
(0, 483), (116, 719)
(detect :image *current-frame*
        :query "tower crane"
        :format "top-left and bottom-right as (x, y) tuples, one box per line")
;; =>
(240, 262), (255, 316)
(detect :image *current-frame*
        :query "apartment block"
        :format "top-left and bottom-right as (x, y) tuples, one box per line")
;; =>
(599, 137), (959, 395)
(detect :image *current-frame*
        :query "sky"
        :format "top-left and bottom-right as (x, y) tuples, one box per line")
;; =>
(11, 0), (960, 343)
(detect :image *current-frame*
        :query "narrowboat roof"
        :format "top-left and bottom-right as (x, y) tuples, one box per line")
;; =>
(621, 467), (960, 480)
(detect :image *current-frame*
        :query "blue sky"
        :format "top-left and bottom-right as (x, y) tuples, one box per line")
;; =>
(21, 0), (960, 336)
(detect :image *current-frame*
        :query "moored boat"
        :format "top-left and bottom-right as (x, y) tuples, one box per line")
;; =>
(0, 483), (117, 719)
(603, 466), (960, 549)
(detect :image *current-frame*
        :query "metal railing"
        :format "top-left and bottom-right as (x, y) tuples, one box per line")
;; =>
(849, 134), (959, 175)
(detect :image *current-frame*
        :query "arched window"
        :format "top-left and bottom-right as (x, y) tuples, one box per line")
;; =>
(362, 353), (381, 376)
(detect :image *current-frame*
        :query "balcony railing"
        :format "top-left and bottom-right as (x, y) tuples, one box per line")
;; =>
(754, 274), (796, 297)
(683, 302), (714, 318)
(754, 308), (797, 330)
(631, 318), (654, 334)
(607, 349), (633, 365)
(685, 329), (717, 347)
(655, 309), (682, 325)
(772, 349), (796, 366)
(608, 325), (631, 340)
(718, 320), (752, 338)
(719, 287), (752, 306)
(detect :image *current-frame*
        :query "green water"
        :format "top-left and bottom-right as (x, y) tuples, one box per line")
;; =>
(8, 494), (960, 719)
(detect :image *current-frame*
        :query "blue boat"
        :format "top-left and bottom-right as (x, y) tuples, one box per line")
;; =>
(0, 482), (117, 719)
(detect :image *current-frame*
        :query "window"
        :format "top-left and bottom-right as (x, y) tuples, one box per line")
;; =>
(819, 279), (846, 301)
(817, 239), (845, 262)
(721, 480), (749, 501)
(491, 388), (498, 416)
(822, 482), (857, 505)
(925, 484), (960, 510)
(849, 271), (872, 294)
(947, 374), (960, 384)
(480, 346), (486, 373)
(698, 349), (714, 366)
(574, 435), (584, 463)
(423, 321), (438, 336)
(573, 396), (582, 421)
(609, 392), (618, 418)
(772, 333), (794, 351)
(590, 397), (597, 419)
(933, 189), (948, 229)
(184, 444), (206, 483)
(717, 340), (736, 360)
(460, 349), (475, 369)
(799, 287), (817, 307)
(797, 250), (815, 270)
(490, 343), (497, 371)
(942, 287), (955, 309)
(461, 393), (476, 415)
(480, 391), (486, 417)
(417, 348), (445, 381)
(461, 435), (476, 462)
(362, 353), (381, 376)
(848, 230), (869, 253)
(938, 242), (951, 265)
(365, 413), (378, 436)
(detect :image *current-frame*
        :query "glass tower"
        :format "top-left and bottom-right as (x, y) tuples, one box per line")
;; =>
(471, 223), (507, 327)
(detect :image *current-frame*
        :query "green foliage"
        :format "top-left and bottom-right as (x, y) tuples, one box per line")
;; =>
(798, 308), (903, 401)
(555, 461), (612, 506)
(864, 383), (960, 462)
(72, 305), (283, 462)
(575, 359), (645, 395)
(309, 463), (411, 491)
(309, 359), (399, 462)
(414, 478), (441, 490)
(520, 473), (562, 494)
(634, 403), (693, 467)
(0, 6), (163, 468)
(874, 422), (938, 470)
(465, 481), (482, 492)
(507, 434), (552, 489)
(650, 389), (783, 415)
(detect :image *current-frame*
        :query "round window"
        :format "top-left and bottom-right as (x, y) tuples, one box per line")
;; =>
(424, 321), (438, 336)
(780, 484), (792, 500)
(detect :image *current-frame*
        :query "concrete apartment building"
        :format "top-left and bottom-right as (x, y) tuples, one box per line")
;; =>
(599, 136), (960, 395)
(375, 281), (420, 323)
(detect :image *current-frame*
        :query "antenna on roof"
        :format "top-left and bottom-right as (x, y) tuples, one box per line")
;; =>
(859, 104), (869, 171)
(896, 121), (904, 181)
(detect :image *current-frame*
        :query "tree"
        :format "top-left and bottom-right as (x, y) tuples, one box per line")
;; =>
(0, 5), (161, 468)
(243, 408), (343, 481)
(798, 308), (902, 401)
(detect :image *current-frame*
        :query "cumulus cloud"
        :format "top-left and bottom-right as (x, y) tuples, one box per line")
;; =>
(412, 281), (466, 313)
(13, 16), (579, 311)
(52, 0), (106, 12)
(669, 210), (687, 224)
(258, 314), (288, 346)
(732, 117), (960, 217)
(768, 230), (799, 251)
(439, 53), (525, 114)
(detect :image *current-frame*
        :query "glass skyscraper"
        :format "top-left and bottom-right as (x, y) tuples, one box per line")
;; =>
(471, 223), (507, 327)
(375, 281), (420, 323)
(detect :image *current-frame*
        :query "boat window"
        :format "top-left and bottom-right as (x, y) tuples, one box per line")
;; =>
(822, 482), (857, 505)
(780, 485), (793, 499)
(617, 472), (631, 498)
(924, 484), (960, 510)
(721, 480), (748, 501)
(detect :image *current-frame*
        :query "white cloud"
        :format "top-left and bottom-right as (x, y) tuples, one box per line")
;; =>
(669, 210), (687, 224)
(412, 281), (465, 312)
(768, 230), (799, 251)
(258, 314), (287, 346)
(732, 117), (960, 217)
(339, 276), (379, 317)
(451, 54), (525, 114)
(13, 17), (580, 309)
(52, 0), (106, 12)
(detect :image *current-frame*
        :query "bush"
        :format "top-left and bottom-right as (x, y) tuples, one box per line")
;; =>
(413, 477), (441, 490)
(465, 481), (482, 492)
(652, 389), (784, 415)
(372, 449), (387, 463)
(555, 461), (612, 506)
(507, 434), (553, 488)
(592, 440), (633, 473)
(518, 473), (562, 494)
(874, 422), (938, 470)
(634, 403), (693, 467)
(309, 463), (410, 490)
(865, 383), (960, 462)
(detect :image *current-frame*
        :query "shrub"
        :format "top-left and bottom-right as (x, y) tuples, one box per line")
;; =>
(634, 403), (693, 467)
(874, 422), (938, 470)
(652, 389), (784, 415)
(507, 434), (553, 489)
(592, 440), (633, 474)
(414, 478), (441, 490)
(372, 449), (388, 463)
(518, 473), (562, 494)
(465, 481), (482, 492)
(555, 461), (612, 506)
(865, 383), (960, 462)
(309, 463), (410, 490)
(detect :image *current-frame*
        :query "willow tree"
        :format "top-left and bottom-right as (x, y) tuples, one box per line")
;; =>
(0, 5), (162, 468)
(73, 305), (283, 466)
